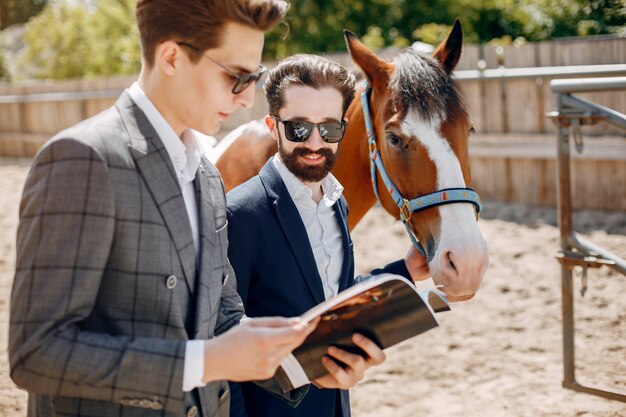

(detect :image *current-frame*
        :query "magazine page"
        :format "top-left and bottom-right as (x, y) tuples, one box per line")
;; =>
(275, 275), (449, 390)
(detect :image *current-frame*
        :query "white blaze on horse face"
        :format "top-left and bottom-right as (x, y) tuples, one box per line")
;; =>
(402, 109), (488, 296)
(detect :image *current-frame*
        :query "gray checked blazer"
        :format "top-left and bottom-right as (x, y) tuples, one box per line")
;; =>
(9, 91), (252, 417)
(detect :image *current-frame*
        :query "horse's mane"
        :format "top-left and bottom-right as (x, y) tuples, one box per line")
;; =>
(391, 48), (465, 123)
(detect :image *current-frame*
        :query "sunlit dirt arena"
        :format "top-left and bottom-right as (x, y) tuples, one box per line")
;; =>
(0, 158), (624, 416)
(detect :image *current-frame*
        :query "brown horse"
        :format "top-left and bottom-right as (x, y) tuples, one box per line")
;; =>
(213, 21), (488, 301)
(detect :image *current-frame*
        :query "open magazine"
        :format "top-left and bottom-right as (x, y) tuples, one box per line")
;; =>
(274, 273), (450, 391)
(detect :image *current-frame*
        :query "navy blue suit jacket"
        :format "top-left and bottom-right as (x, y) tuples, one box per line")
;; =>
(226, 159), (410, 417)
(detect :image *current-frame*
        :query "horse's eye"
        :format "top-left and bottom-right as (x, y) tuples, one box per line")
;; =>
(469, 125), (476, 135)
(387, 133), (401, 146)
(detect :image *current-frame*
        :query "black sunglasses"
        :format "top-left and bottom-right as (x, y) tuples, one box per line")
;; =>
(273, 116), (347, 143)
(177, 42), (267, 95)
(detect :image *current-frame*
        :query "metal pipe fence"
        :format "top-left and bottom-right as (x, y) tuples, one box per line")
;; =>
(548, 76), (626, 402)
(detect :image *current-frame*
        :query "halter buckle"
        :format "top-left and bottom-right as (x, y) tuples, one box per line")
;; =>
(369, 141), (377, 155)
(400, 198), (412, 222)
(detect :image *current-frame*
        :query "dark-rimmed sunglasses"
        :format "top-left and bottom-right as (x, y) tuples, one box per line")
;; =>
(273, 116), (346, 143)
(177, 41), (267, 95)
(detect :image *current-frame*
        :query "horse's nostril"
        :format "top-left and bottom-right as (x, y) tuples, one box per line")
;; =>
(448, 251), (457, 272)
(441, 251), (458, 274)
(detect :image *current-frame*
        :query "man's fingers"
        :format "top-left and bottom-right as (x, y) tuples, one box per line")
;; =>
(252, 320), (317, 348)
(321, 356), (352, 387)
(326, 346), (365, 371)
(405, 245), (431, 281)
(352, 334), (386, 365)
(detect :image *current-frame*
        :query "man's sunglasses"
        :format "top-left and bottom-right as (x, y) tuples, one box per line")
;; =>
(177, 42), (267, 95)
(273, 116), (347, 143)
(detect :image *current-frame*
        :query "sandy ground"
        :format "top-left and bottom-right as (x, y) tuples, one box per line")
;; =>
(0, 158), (624, 416)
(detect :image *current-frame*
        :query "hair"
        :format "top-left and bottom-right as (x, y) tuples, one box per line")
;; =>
(136, 0), (289, 67)
(264, 54), (356, 117)
(392, 48), (464, 122)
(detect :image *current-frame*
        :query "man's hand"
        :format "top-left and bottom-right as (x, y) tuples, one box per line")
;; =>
(202, 317), (318, 383)
(313, 333), (386, 390)
(404, 245), (430, 281)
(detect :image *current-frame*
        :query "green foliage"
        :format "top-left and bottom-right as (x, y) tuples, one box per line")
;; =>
(361, 27), (386, 51)
(6, 0), (625, 80)
(579, 0), (626, 35)
(16, 0), (140, 80)
(413, 23), (454, 46)
(18, 2), (91, 80)
(86, 0), (141, 77)
(263, 0), (417, 58)
(263, 0), (625, 57)
(452, 0), (626, 43)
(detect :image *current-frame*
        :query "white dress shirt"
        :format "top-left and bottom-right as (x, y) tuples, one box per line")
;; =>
(273, 155), (345, 300)
(127, 82), (206, 392)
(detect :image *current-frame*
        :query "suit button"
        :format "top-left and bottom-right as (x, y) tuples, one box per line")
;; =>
(166, 275), (177, 289)
(186, 406), (198, 417)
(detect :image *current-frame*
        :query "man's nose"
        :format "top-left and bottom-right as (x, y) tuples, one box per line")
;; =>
(304, 126), (325, 149)
(234, 83), (256, 109)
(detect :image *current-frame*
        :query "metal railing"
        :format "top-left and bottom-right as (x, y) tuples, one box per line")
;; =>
(547, 76), (626, 402)
(0, 64), (624, 105)
(2, 64), (624, 142)
(454, 64), (626, 81)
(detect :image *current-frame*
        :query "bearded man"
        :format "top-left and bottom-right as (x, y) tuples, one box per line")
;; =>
(226, 54), (423, 417)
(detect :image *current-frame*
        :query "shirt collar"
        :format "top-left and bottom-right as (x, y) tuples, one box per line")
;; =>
(128, 82), (204, 183)
(272, 153), (344, 207)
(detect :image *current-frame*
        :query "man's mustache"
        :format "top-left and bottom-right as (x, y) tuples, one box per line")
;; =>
(291, 147), (335, 159)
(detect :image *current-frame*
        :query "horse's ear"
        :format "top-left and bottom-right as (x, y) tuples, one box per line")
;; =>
(344, 29), (393, 90)
(433, 19), (463, 73)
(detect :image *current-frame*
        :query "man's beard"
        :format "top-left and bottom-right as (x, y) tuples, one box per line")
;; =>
(278, 140), (338, 183)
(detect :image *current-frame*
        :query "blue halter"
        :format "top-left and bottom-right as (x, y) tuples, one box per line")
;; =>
(361, 82), (482, 256)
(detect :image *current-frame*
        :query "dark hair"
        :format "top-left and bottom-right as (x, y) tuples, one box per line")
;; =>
(264, 54), (356, 117)
(392, 48), (464, 123)
(136, 0), (289, 67)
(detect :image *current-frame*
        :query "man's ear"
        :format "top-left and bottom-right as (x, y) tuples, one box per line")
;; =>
(264, 115), (279, 141)
(156, 40), (180, 76)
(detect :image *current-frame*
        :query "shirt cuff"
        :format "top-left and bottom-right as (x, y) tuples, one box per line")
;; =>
(183, 340), (206, 392)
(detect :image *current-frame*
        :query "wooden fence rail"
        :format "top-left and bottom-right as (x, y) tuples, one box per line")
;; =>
(0, 36), (625, 209)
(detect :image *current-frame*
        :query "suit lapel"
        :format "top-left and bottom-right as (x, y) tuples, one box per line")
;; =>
(260, 161), (326, 305)
(116, 92), (197, 297)
(334, 198), (353, 292)
(192, 158), (223, 338)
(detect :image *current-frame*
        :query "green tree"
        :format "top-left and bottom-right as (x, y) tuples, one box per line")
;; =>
(17, 1), (91, 79)
(451, 0), (625, 43)
(10, 0), (625, 80)
(412, 23), (454, 46)
(576, 0), (626, 36)
(263, 0), (425, 57)
(267, 0), (625, 56)
(16, 0), (140, 80)
(87, 0), (141, 77)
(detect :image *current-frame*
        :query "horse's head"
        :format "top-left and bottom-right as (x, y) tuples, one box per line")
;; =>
(344, 21), (488, 301)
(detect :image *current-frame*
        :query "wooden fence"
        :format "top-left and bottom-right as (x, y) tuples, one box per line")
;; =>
(0, 36), (625, 209)
(469, 134), (625, 210)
